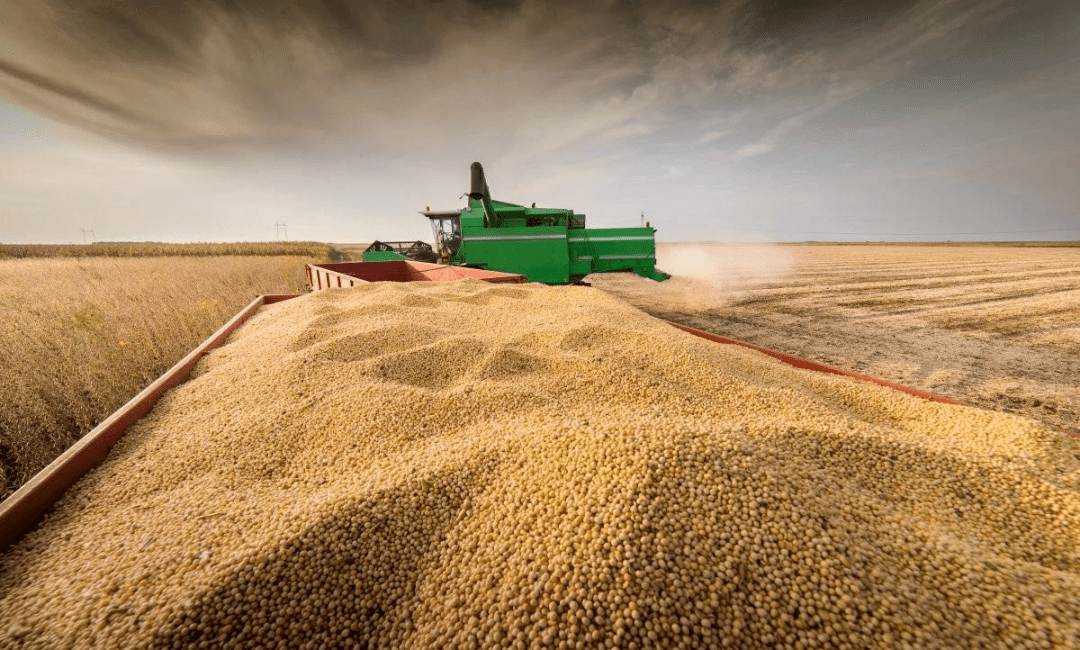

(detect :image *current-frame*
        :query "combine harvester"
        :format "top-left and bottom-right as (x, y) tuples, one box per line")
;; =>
(362, 162), (669, 284)
(1, 163), (1011, 550)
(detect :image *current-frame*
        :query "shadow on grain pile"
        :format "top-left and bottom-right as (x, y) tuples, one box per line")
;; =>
(1, 280), (1078, 650)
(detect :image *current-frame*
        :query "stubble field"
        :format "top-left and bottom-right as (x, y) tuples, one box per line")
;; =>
(591, 243), (1080, 433)
(0, 254), (318, 500)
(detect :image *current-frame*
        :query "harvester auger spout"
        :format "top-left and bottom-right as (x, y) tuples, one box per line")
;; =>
(364, 162), (670, 285)
(469, 162), (501, 229)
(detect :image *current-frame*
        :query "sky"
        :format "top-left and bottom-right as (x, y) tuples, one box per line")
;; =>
(0, 0), (1078, 244)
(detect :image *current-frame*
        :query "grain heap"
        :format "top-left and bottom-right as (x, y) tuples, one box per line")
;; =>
(2, 280), (1078, 650)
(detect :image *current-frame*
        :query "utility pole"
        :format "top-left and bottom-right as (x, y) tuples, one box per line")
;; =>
(275, 222), (289, 241)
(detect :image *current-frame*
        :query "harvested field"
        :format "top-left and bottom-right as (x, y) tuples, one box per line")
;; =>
(592, 244), (1080, 432)
(2, 281), (1078, 649)
(0, 256), (316, 500)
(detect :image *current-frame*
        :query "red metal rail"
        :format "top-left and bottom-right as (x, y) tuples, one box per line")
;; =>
(667, 320), (1080, 437)
(0, 294), (300, 551)
(666, 321), (966, 405)
(307, 261), (525, 291)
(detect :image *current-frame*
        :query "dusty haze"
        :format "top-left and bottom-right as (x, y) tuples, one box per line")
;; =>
(652, 243), (795, 307)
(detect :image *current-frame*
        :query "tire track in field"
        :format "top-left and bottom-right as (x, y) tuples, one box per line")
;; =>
(726, 267), (1080, 304)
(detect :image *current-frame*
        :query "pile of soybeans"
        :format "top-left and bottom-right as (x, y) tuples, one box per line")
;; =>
(2, 280), (1079, 650)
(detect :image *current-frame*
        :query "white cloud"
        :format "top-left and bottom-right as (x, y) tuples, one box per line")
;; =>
(698, 130), (730, 144)
(733, 105), (828, 159)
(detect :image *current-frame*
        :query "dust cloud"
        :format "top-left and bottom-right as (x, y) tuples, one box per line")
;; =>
(590, 243), (795, 314)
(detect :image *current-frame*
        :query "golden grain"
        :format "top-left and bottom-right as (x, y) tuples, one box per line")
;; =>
(1, 280), (1078, 649)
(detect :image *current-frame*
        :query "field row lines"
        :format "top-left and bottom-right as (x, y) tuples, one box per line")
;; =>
(730, 268), (1080, 299)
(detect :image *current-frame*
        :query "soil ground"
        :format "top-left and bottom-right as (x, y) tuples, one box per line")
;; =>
(590, 243), (1080, 433)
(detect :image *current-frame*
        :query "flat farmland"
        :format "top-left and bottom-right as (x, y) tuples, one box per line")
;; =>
(591, 244), (1080, 432)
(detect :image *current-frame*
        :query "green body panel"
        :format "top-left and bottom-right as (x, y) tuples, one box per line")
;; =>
(450, 200), (570, 283)
(446, 197), (669, 284)
(362, 250), (410, 261)
(566, 227), (668, 282)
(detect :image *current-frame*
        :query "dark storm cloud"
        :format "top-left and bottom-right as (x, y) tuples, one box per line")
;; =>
(0, 0), (1024, 151)
(745, 0), (922, 41)
(0, 57), (160, 128)
(2, 0), (1077, 243)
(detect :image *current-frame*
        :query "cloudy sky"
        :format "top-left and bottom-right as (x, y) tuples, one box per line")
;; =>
(1, 0), (1078, 243)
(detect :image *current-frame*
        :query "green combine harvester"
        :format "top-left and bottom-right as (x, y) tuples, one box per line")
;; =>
(364, 163), (669, 284)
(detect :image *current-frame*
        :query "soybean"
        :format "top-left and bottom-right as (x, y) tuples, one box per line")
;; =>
(1, 280), (1078, 649)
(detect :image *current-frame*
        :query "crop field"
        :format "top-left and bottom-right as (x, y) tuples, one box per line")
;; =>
(0, 241), (332, 260)
(592, 243), (1080, 432)
(3, 245), (1079, 649)
(0, 255), (318, 500)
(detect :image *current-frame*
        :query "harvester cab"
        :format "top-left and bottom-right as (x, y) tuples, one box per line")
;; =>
(426, 211), (463, 263)
(364, 162), (669, 285)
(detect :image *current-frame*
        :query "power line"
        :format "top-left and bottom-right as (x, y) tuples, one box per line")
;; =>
(274, 222), (289, 241)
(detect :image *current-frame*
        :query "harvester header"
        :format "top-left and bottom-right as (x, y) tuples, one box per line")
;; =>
(364, 162), (669, 285)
